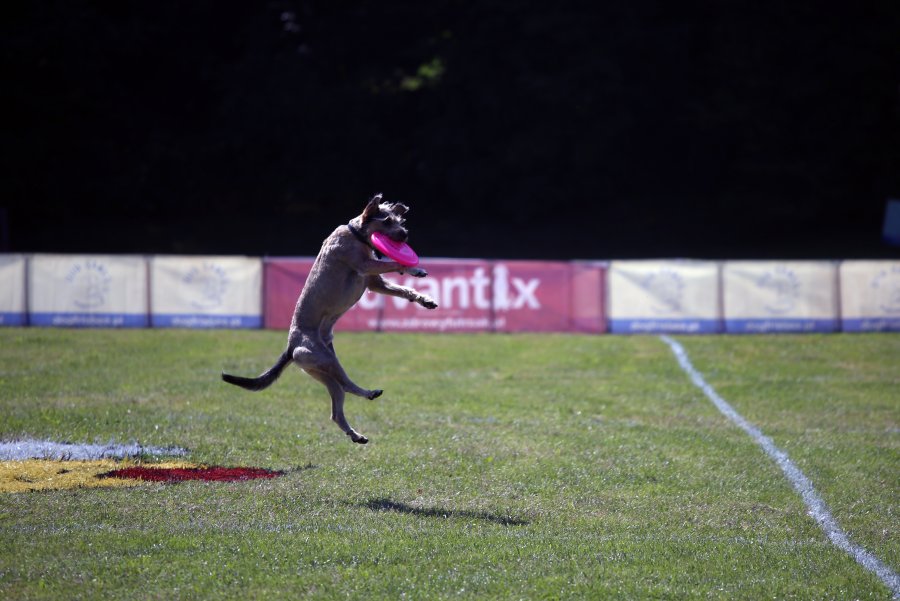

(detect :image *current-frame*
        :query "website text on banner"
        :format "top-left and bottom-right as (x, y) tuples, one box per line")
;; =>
(608, 260), (721, 334)
(723, 261), (839, 333)
(263, 258), (606, 334)
(0, 254), (27, 326)
(150, 256), (263, 329)
(840, 260), (900, 332)
(28, 254), (149, 328)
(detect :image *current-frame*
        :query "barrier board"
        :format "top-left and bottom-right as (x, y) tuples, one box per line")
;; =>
(839, 260), (900, 331)
(608, 260), (721, 333)
(0, 254), (27, 326)
(263, 258), (607, 333)
(264, 258), (315, 330)
(493, 260), (573, 333)
(150, 256), (262, 328)
(571, 262), (608, 333)
(723, 261), (839, 333)
(363, 259), (497, 332)
(29, 254), (148, 327)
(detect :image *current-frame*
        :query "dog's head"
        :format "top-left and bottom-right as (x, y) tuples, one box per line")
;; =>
(359, 193), (409, 242)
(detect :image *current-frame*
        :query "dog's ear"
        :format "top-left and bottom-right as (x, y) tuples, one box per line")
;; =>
(361, 193), (383, 223)
(391, 203), (409, 216)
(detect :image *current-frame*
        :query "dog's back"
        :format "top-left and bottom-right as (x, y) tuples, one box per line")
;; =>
(290, 226), (370, 334)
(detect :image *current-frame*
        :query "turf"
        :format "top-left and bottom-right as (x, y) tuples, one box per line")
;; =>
(0, 329), (897, 599)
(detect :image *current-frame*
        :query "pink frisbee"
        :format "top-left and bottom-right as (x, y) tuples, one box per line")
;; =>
(370, 231), (420, 267)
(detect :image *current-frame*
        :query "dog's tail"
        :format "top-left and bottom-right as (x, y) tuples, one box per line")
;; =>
(221, 350), (292, 392)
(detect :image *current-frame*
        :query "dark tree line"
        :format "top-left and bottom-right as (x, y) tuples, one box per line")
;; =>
(2, 1), (898, 259)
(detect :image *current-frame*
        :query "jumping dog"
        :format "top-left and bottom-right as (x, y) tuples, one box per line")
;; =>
(222, 194), (438, 443)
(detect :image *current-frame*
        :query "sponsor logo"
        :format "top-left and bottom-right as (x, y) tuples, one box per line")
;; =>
(639, 269), (685, 315)
(357, 265), (541, 311)
(183, 262), (229, 310)
(871, 265), (900, 314)
(757, 266), (800, 315)
(65, 260), (112, 309)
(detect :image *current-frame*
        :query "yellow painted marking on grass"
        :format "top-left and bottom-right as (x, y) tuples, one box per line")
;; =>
(0, 460), (198, 493)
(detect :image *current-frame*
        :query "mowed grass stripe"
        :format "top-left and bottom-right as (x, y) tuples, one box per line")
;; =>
(0, 330), (897, 599)
(662, 335), (900, 598)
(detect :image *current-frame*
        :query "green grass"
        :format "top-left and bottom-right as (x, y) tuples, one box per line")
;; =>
(0, 329), (897, 600)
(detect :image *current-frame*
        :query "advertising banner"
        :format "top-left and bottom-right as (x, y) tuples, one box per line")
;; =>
(355, 259), (600, 333)
(29, 254), (148, 327)
(839, 260), (900, 331)
(0, 254), (27, 326)
(608, 260), (721, 333)
(493, 260), (572, 333)
(723, 261), (839, 333)
(570, 262), (608, 334)
(150, 256), (262, 328)
(263, 258), (606, 334)
(264, 258), (315, 330)
(360, 259), (497, 332)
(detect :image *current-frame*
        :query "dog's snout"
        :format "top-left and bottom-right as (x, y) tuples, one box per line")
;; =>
(394, 229), (408, 243)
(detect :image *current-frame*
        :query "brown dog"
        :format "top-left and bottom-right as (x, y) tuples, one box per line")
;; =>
(222, 194), (438, 443)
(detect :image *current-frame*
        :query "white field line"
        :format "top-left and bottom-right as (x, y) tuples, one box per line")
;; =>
(660, 335), (900, 599)
(0, 439), (187, 461)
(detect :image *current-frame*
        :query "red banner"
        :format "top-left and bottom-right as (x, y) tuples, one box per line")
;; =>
(263, 258), (313, 330)
(263, 258), (607, 334)
(571, 261), (607, 333)
(363, 259), (495, 332)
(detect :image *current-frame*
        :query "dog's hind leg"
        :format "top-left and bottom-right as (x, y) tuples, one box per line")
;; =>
(305, 368), (368, 444)
(330, 359), (383, 400)
(317, 337), (383, 400)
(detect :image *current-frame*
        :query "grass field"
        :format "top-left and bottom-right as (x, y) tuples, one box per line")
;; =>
(0, 329), (897, 600)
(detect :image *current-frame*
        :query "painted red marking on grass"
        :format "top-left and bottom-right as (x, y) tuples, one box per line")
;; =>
(102, 466), (283, 483)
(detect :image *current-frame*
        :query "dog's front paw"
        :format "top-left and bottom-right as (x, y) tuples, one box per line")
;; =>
(407, 267), (428, 278)
(419, 295), (438, 310)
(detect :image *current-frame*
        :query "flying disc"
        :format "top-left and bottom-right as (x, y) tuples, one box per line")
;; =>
(370, 231), (419, 267)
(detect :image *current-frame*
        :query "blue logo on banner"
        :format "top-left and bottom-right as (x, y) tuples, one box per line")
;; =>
(641, 269), (685, 315)
(65, 260), (112, 310)
(725, 266), (838, 332)
(756, 266), (800, 315)
(872, 265), (900, 314)
(183, 263), (229, 310)
(609, 268), (720, 333)
(845, 264), (900, 331)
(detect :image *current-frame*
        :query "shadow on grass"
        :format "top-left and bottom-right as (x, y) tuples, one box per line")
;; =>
(361, 498), (528, 526)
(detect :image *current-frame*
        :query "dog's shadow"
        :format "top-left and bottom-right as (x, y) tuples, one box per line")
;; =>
(359, 497), (528, 526)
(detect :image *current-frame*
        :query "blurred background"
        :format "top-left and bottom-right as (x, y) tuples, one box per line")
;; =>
(2, 1), (898, 260)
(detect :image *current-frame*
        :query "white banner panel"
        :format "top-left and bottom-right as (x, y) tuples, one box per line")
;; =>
(29, 254), (148, 327)
(840, 260), (900, 331)
(723, 261), (838, 333)
(150, 256), (262, 328)
(608, 260), (721, 333)
(0, 254), (27, 326)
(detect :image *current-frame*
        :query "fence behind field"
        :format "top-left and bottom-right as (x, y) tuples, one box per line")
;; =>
(1, 254), (898, 333)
